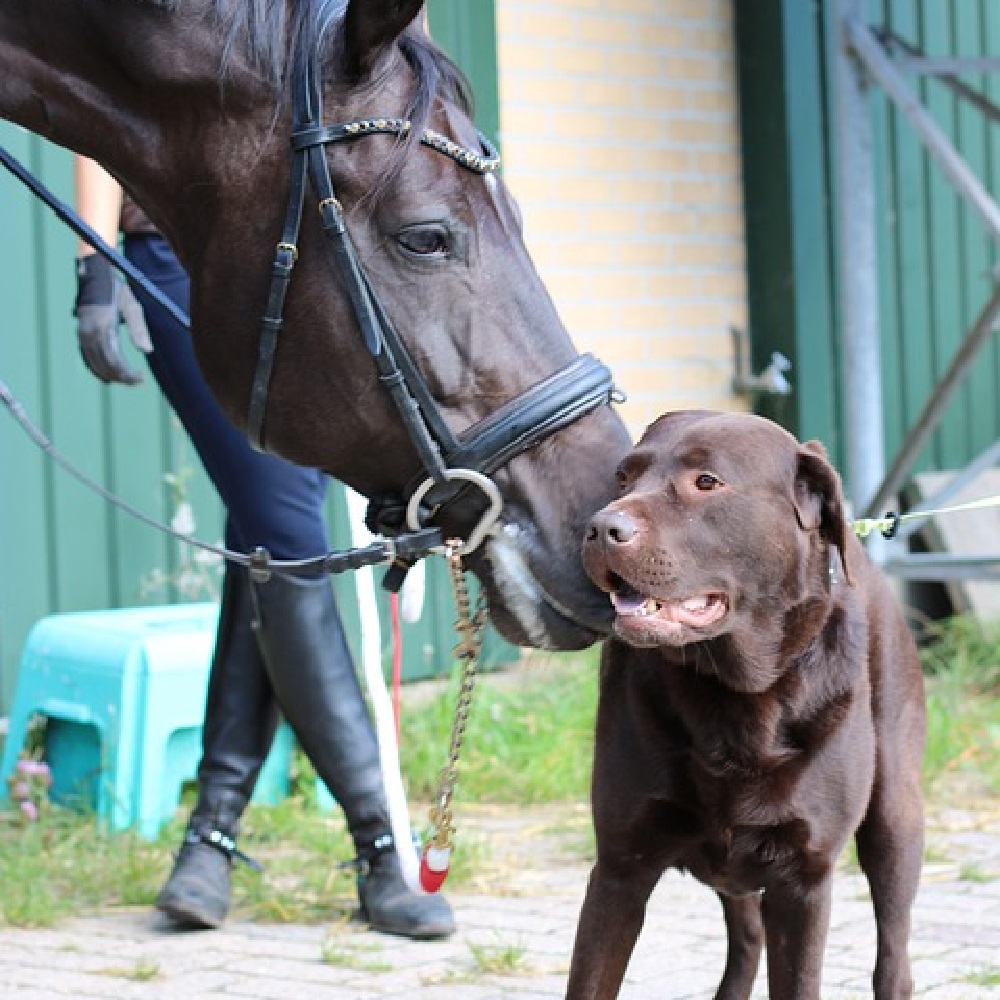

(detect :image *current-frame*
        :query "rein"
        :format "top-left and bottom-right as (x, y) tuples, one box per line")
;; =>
(0, 378), (444, 579)
(247, 43), (617, 558)
(0, 144), (189, 330)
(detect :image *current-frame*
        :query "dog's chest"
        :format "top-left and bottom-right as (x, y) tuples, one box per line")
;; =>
(681, 805), (805, 896)
(663, 731), (814, 895)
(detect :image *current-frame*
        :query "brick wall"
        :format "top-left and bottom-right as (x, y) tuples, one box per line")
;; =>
(495, 0), (748, 438)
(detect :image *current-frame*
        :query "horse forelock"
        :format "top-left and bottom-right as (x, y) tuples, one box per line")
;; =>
(364, 29), (475, 204)
(205, 0), (472, 120)
(123, 0), (471, 111)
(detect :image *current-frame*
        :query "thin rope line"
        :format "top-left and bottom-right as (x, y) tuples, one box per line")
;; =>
(853, 494), (1000, 539)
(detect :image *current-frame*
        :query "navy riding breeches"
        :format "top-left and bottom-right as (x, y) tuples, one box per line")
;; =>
(124, 234), (330, 560)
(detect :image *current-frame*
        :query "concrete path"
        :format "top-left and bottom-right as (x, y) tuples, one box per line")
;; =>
(1, 802), (999, 999)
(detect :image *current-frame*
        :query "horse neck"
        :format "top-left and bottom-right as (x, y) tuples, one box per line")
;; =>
(0, 0), (273, 219)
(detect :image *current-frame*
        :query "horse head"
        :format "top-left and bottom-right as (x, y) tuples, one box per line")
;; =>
(0, 0), (633, 650)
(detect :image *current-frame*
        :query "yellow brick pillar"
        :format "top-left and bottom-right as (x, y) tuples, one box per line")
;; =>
(495, 0), (749, 437)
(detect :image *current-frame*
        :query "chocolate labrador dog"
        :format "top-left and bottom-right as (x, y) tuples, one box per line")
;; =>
(566, 411), (926, 1000)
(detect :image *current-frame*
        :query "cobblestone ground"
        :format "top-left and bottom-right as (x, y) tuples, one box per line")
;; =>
(1, 801), (998, 999)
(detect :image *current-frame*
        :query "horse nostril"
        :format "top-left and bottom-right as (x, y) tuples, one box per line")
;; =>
(590, 509), (638, 546)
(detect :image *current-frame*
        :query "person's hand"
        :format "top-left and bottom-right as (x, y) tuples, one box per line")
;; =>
(73, 253), (152, 385)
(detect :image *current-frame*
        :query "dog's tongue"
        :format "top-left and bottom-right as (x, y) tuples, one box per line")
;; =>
(610, 591), (648, 616)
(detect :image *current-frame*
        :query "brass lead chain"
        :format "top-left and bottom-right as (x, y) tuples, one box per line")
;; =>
(426, 540), (488, 851)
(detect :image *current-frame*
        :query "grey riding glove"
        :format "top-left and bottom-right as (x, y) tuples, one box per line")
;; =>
(73, 252), (152, 386)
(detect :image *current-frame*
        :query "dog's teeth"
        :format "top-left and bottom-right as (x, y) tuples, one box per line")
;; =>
(682, 597), (709, 612)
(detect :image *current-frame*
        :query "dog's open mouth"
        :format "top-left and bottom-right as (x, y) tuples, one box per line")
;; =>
(608, 576), (728, 641)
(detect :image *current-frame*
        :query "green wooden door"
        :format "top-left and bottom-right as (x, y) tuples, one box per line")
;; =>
(870, 0), (1000, 472)
(736, 0), (1000, 489)
(0, 125), (224, 716)
(734, 0), (840, 456)
(0, 2), (504, 718)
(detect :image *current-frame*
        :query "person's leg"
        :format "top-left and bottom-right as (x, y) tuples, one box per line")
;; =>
(248, 570), (454, 938)
(154, 551), (280, 927)
(124, 236), (281, 926)
(126, 235), (453, 937)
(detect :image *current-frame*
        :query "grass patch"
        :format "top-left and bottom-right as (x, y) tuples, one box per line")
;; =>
(2, 620), (999, 929)
(400, 649), (599, 805)
(958, 862), (993, 884)
(919, 616), (1000, 798)
(230, 799), (356, 924)
(0, 807), (171, 927)
(921, 616), (1000, 694)
(0, 649), (599, 928)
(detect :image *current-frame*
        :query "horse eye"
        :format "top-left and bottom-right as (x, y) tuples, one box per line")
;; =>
(695, 473), (722, 491)
(397, 225), (451, 258)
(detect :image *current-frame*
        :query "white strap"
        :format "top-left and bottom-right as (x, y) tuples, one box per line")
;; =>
(345, 489), (427, 895)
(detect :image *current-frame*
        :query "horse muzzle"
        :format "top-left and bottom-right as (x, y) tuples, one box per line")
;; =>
(477, 522), (614, 651)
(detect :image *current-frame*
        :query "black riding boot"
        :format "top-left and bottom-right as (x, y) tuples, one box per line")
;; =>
(156, 564), (281, 928)
(251, 572), (455, 940)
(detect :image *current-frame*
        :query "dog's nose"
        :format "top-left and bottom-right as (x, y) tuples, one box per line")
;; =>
(587, 509), (639, 546)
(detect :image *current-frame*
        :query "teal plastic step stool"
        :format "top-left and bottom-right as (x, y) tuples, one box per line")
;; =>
(0, 603), (296, 838)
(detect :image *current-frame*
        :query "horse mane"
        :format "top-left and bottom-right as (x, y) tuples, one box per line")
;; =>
(130, 1), (473, 108)
(126, 0), (474, 196)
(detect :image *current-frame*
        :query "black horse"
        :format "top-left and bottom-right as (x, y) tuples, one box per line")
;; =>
(0, 0), (631, 649)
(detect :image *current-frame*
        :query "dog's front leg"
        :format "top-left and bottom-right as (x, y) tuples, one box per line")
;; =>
(715, 892), (765, 999)
(565, 860), (659, 1000)
(761, 878), (833, 1000)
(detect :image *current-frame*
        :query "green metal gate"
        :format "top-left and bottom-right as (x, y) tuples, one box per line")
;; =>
(736, 0), (1000, 489)
(0, 0), (507, 718)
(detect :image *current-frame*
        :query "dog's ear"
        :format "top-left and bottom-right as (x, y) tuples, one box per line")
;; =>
(794, 440), (852, 585)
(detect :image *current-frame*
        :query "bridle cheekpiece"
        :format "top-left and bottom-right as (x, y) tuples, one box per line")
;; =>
(248, 43), (616, 560)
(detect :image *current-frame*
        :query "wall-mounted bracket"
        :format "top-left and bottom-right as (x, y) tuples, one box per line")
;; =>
(731, 326), (793, 397)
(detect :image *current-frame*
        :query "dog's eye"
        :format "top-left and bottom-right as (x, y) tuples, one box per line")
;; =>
(695, 473), (723, 491)
(615, 468), (630, 491)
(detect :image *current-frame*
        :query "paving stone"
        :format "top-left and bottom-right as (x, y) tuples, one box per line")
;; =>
(1, 804), (999, 998)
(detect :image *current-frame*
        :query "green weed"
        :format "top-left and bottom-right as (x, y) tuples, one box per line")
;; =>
(964, 966), (1000, 987)
(0, 808), (169, 926)
(958, 862), (993, 884)
(468, 936), (528, 975)
(320, 937), (393, 972)
(96, 958), (160, 981)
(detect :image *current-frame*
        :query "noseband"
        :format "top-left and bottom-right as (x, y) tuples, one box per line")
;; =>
(249, 45), (616, 556)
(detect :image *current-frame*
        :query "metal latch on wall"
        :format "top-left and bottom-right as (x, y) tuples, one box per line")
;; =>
(731, 326), (793, 398)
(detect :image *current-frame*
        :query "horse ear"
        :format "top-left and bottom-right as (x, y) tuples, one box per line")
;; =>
(794, 440), (852, 584)
(343, 0), (425, 79)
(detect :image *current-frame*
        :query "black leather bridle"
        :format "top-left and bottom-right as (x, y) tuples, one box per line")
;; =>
(248, 44), (617, 558)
